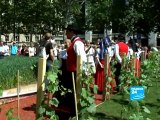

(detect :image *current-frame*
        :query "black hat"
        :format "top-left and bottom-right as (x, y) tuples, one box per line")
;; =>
(64, 24), (82, 34)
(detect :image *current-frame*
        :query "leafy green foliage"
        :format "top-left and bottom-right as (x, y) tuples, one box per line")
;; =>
(86, 0), (112, 32)
(78, 70), (97, 120)
(0, 56), (38, 89)
(37, 63), (60, 120)
(5, 108), (19, 120)
(116, 53), (158, 120)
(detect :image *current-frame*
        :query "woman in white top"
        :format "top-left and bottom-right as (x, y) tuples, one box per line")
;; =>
(28, 43), (36, 57)
(85, 40), (96, 75)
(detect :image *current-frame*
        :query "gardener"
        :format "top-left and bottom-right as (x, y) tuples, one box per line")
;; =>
(64, 24), (86, 116)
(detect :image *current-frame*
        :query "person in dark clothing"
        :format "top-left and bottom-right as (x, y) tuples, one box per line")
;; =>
(56, 39), (71, 107)
(63, 24), (86, 116)
(43, 33), (54, 72)
(128, 37), (138, 52)
(39, 33), (54, 90)
(114, 34), (129, 92)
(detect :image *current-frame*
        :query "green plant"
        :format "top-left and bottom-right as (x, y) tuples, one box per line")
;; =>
(0, 56), (38, 89)
(37, 64), (60, 120)
(118, 54), (152, 120)
(78, 66), (98, 120)
(5, 108), (19, 120)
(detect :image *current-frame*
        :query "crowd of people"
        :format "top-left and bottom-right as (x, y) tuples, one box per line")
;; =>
(0, 40), (37, 58)
(0, 24), (159, 117)
(38, 24), (160, 117)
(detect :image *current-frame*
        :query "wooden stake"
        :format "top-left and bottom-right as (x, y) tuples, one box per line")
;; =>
(76, 55), (82, 102)
(136, 58), (139, 77)
(141, 51), (145, 62)
(17, 70), (20, 118)
(103, 54), (109, 101)
(36, 58), (46, 118)
(133, 57), (136, 77)
(72, 72), (79, 120)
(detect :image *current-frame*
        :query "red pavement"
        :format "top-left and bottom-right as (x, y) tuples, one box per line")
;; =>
(0, 94), (103, 120)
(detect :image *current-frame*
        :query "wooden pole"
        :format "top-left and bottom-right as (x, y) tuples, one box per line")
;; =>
(103, 54), (109, 101)
(36, 58), (46, 118)
(133, 55), (136, 77)
(72, 72), (79, 120)
(136, 57), (139, 77)
(141, 51), (145, 62)
(17, 70), (20, 118)
(76, 55), (82, 102)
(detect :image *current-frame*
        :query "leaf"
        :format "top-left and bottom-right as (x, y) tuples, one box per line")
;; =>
(87, 96), (94, 104)
(6, 108), (13, 119)
(0, 88), (3, 96)
(47, 73), (57, 83)
(106, 92), (110, 95)
(93, 85), (98, 94)
(49, 98), (59, 107)
(80, 100), (87, 107)
(81, 88), (87, 98)
(38, 106), (45, 114)
(86, 104), (96, 113)
(30, 66), (34, 70)
(46, 111), (52, 116)
(146, 118), (152, 120)
(106, 84), (111, 89)
(129, 101), (140, 111)
(108, 77), (112, 82)
(142, 106), (151, 114)
(10, 118), (19, 120)
(123, 86), (129, 94)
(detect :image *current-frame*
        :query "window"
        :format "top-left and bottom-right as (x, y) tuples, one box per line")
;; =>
(15, 35), (19, 42)
(5, 35), (9, 41)
(35, 35), (40, 42)
(25, 35), (30, 42)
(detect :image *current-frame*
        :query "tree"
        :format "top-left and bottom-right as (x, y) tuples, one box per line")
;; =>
(87, 0), (112, 33)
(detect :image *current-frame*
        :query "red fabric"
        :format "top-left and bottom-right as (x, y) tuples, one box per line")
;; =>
(66, 37), (83, 71)
(95, 60), (114, 93)
(118, 42), (129, 58)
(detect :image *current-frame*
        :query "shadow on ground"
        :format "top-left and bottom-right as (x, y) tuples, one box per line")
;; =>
(93, 112), (127, 120)
(145, 102), (160, 108)
(23, 103), (36, 113)
(111, 98), (129, 105)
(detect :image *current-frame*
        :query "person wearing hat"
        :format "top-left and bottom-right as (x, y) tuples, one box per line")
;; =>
(64, 24), (87, 116)
(114, 34), (129, 92)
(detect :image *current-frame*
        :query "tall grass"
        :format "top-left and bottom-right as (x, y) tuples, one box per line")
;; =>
(0, 56), (38, 89)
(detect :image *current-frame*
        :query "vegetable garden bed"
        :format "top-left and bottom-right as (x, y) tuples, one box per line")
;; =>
(0, 56), (38, 90)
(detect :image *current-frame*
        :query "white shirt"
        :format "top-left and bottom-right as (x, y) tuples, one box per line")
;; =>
(53, 47), (58, 56)
(3, 45), (10, 56)
(28, 47), (35, 56)
(85, 46), (95, 63)
(73, 37), (87, 62)
(108, 46), (114, 57)
(128, 48), (133, 60)
(0, 45), (5, 54)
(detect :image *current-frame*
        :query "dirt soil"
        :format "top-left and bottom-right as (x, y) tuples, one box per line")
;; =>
(0, 94), (103, 120)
